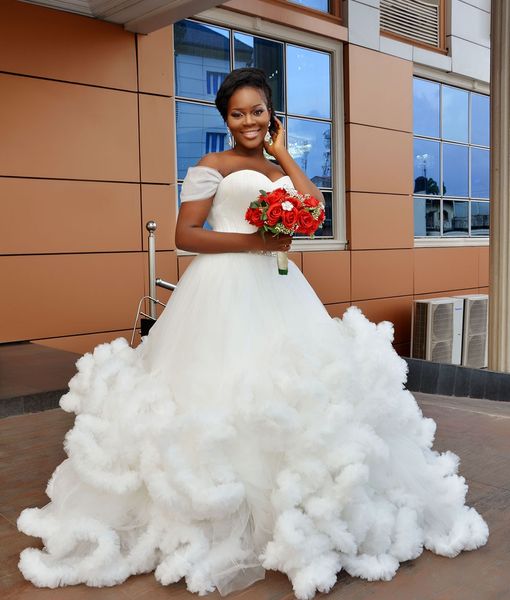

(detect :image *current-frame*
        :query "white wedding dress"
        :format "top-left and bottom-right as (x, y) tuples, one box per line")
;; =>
(17, 167), (489, 600)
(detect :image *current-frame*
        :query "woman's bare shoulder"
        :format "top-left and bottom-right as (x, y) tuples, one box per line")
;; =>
(197, 151), (236, 176)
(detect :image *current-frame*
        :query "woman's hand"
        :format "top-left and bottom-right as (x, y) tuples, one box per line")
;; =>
(263, 116), (286, 160)
(250, 231), (293, 252)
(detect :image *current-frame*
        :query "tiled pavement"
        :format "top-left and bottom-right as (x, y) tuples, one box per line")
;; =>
(0, 393), (509, 600)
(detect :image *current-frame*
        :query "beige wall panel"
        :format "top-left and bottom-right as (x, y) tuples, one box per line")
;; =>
(347, 192), (413, 250)
(178, 255), (195, 278)
(223, 0), (348, 40)
(345, 44), (412, 132)
(414, 247), (479, 295)
(0, 179), (141, 254)
(142, 185), (176, 251)
(143, 251), (178, 317)
(478, 246), (489, 288)
(302, 251), (350, 304)
(35, 329), (133, 356)
(347, 124), (413, 195)
(325, 302), (350, 319)
(139, 94), (175, 184)
(0, 0), (137, 90)
(353, 296), (413, 345)
(137, 26), (173, 96)
(0, 253), (145, 342)
(351, 249), (413, 301)
(0, 75), (139, 181)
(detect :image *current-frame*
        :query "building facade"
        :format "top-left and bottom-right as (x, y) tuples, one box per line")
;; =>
(0, 0), (491, 357)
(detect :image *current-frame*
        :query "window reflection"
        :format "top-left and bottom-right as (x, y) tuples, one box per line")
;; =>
(176, 101), (227, 179)
(443, 143), (468, 197)
(288, 0), (330, 11)
(414, 139), (440, 195)
(443, 200), (468, 236)
(471, 148), (490, 199)
(287, 118), (331, 187)
(234, 33), (284, 112)
(471, 93), (490, 146)
(442, 85), (469, 143)
(414, 197), (440, 237)
(174, 21), (230, 102)
(287, 45), (331, 119)
(471, 201), (490, 236)
(413, 78), (440, 138)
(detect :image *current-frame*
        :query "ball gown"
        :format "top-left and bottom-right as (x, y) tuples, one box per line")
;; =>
(17, 166), (489, 600)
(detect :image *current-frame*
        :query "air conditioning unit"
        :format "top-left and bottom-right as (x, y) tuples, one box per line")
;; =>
(453, 294), (489, 368)
(411, 297), (464, 364)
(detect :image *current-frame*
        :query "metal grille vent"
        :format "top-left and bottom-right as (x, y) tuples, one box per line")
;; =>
(412, 302), (428, 359)
(430, 302), (453, 362)
(464, 298), (488, 368)
(380, 0), (441, 48)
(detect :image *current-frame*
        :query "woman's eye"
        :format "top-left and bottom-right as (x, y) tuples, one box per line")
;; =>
(254, 110), (263, 115)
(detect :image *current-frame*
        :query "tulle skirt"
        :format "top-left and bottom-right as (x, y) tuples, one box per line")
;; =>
(17, 252), (489, 600)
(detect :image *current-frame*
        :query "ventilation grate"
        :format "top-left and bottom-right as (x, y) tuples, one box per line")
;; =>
(380, 0), (441, 48)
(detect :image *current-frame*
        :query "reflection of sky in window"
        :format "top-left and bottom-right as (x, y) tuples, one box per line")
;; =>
(174, 21), (230, 102)
(413, 78), (440, 137)
(287, 45), (331, 119)
(414, 197), (440, 236)
(443, 143), (468, 197)
(442, 85), (468, 143)
(471, 201), (490, 236)
(414, 138), (440, 194)
(176, 101), (226, 178)
(287, 118), (331, 187)
(471, 148), (490, 198)
(471, 93), (490, 146)
(288, 0), (329, 11)
(234, 33), (285, 112)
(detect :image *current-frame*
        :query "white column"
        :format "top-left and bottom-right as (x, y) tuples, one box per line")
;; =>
(488, 0), (510, 372)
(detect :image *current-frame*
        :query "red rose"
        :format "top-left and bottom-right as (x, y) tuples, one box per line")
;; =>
(304, 196), (320, 208)
(266, 203), (283, 226)
(296, 209), (315, 234)
(282, 207), (299, 229)
(265, 188), (288, 205)
(245, 207), (264, 228)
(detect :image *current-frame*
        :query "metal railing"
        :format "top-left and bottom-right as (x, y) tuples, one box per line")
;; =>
(130, 221), (176, 346)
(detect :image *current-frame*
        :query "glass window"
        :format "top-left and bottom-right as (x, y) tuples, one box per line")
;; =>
(471, 201), (490, 236)
(471, 148), (490, 199)
(413, 77), (490, 238)
(234, 33), (284, 112)
(287, 118), (331, 187)
(471, 93), (490, 146)
(414, 139), (440, 195)
(174, 21), (230, 102)
(413, 78), (440, 138)
(414, 197), (441, 237)
(442, 85), (469, 143)
(443, 143), (469, 197)
(287, 0), (330, 11)
(286, 45), (331, 119)
(443, 200), (469, 237)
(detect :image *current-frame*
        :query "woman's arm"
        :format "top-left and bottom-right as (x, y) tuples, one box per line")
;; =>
(265, 118), (325, 203)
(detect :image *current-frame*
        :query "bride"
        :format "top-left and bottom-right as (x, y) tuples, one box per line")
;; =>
(17, 67), (489, 600)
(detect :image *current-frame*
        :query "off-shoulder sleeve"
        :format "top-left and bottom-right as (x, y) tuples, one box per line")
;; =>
(180, 166), (223, 202)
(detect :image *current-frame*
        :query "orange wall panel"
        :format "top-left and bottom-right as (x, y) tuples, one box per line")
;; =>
(302, 250), (350, 304)
(0, 0), (137, 90)
(142, 184), (176, 251)
(0, 178), (141, 254)
(35, 329), (133, 356)
(137, 26), (174, 96)
(353, 296), (413, 345)
(0, 74), (139, 181)
(139, 94), (175, 183)
(351, 249), (413, 301)
(345, 44), (412, 132)
(478, 246), (489, 288)
(325, 302), (350, 319)
(347, 124), (413, 195)
(143, 250), (178, 317)
(0, 253), (146, 342)
(178, 255), (195, 279)
(347, 192), (413, 250)
(414, 247), (479, 294)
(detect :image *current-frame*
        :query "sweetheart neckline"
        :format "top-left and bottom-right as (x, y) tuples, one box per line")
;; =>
(220, 169), (292, 186)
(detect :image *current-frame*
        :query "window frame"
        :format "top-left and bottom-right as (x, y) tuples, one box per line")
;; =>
(413, 65), (490, 248)
(173, 7), (346, 254)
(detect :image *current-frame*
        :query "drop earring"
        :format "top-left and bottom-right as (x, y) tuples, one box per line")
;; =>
(227, 128), (235, 148)
(264, 122), (273, 145)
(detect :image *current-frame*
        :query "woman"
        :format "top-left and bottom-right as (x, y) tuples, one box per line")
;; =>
(17, 68), (489, 600)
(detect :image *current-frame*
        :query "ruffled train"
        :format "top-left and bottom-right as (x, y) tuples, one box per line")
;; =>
(17, 253), (489, 599)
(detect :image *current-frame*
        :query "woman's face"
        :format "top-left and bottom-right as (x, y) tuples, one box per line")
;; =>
(226, 86), (271, 149)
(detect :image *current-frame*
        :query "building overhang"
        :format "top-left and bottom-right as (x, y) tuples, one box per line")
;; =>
(19, 0), (222, 33)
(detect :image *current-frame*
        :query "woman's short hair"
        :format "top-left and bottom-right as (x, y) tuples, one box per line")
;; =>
(215, 68), (273, 122)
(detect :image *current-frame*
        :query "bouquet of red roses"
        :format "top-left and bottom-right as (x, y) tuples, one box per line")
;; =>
(245, 186), (325, 275)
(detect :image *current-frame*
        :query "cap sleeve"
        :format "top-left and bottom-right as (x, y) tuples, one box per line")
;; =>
(180, 166), (223, 202)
